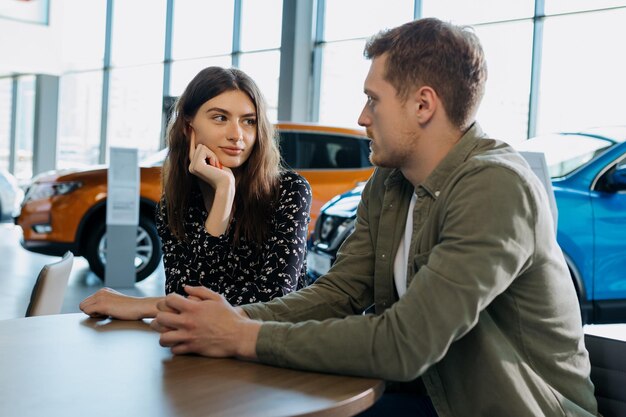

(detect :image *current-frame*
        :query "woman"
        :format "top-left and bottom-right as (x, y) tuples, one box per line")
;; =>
(80, 67), (311, 320)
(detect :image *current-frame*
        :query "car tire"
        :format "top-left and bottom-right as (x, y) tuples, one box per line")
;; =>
(84, 215), (162, 282)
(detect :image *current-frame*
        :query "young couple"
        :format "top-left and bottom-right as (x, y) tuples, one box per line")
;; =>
(82, 18), (598, 417)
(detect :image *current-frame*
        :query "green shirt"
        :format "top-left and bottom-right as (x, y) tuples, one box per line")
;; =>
(242, 124), (598, 417)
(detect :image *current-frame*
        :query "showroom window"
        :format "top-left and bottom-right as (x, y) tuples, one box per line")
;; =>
(421, 0), (534, 141)
(56, 71), (103, 169)
(545, 0), (626, 14)
(110, 0), (166, 67)
(14, 76), (35, 182)
(240, 0), (283, 52)
(0, 78), (12, 171)
(171, 0), (235, 60)
(472, 20), (534, 142)
(58, 0), (107, 72)
(169, 0), (283, 120)
(421, 0), (534, 24)
(107, 64), (164, 162)
(317, 0), (416, 127)
(169, 56), (232, 97)
(239, 50), (281, 120)
(237, 0), (283, 119)
(537, 7), (626, 134)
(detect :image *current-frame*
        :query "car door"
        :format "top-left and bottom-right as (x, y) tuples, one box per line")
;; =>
(591, 154), (626, 301)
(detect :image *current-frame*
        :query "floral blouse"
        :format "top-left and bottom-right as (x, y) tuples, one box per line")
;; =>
(156, 171), (311, 305)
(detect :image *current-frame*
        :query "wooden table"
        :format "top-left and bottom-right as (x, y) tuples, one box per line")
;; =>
(0, 313), (383, 417)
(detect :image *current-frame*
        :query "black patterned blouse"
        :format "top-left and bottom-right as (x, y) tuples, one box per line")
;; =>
(156, 171), (311, 305)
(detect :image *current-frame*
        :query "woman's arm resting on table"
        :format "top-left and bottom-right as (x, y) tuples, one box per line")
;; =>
(79, 288), (162, 320)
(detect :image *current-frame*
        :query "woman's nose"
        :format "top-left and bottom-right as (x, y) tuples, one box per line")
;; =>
(228, 123), (243, 141)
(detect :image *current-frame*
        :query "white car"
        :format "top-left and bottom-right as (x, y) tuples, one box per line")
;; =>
(0, 169), (24, 222)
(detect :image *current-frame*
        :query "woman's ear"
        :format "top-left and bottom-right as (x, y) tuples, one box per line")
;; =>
(184, 120), (193, 137)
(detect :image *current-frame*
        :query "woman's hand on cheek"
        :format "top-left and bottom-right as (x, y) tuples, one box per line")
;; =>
(188, 128), (235, 189)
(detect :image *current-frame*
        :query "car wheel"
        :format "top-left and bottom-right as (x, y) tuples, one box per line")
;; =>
(84, 215), (162, 282)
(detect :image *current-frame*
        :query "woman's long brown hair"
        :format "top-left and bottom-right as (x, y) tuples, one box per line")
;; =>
(163, 67), (282, 245)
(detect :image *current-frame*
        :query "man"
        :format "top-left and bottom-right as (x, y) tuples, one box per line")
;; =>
(152, 18), (598, 416)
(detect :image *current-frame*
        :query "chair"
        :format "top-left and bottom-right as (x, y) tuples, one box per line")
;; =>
(585, 332), (626, 417)
(25, 251), (74, 317)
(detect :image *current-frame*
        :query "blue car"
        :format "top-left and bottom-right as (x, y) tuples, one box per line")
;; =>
(307, 127), (626, 324)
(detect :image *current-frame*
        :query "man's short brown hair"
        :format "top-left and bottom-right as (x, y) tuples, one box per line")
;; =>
(365, 18), (487, 130)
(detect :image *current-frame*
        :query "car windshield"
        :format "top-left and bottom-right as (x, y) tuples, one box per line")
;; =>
(141, 148), (168, 167)
(517, 134), (614, 178)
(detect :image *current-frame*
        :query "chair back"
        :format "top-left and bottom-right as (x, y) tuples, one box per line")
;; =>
(585, 333), (626, 417)
(25, 251), (74, 317)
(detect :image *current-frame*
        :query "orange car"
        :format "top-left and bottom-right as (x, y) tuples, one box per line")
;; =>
(16, 123), (373, 281)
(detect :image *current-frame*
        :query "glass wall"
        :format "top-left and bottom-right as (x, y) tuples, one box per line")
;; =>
(56, 71), (103, 168)
(237, 0), (283, 119)
(58, 0), (107, 72)
(316, 0), (626, 140)
(422, 0), (534, 24)
(169, 0), (283, 121)
(537, 8), (626, 134)
(240, 0), (283, 51)
(318, 0), (415, 127)
(318, 39), (370, 127)
(3, 0), (626, 179)
(171, 0), (234, 60)
(472, 21), (533, 142)
(239, 50), (281, 120)
(107, 64), (164, 161)
(169, 56), (232, 97)
(0, 78), (11, 170)
(110, 0), (166, 67)
(545, 0), (626, 14)
(14, 76), (35, 181)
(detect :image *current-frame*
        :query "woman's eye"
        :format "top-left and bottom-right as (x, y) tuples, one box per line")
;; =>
(244, 118), (257, 126)
(213, 115), (227, 122)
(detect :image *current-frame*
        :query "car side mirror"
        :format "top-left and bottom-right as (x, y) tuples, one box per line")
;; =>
(607, 163), (626, 191)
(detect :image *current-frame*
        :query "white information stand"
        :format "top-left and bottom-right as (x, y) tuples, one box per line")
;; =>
(105, 147), (140, 288)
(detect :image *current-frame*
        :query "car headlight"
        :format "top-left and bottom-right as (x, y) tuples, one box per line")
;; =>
(23, 181), (82, 203)
(335, 217), (355, 239)
(315, 215), (356, 251)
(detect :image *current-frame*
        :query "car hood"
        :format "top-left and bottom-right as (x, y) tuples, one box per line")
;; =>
(322, 186), (364, 217)
(30, 164), (162, 184)
(31, 166), (108, 184)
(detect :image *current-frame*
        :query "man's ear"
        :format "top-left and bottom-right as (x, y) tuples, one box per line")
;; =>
(412, 86), (437, 124)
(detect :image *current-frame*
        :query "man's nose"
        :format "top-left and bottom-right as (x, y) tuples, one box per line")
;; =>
(358, 106), (370, 127)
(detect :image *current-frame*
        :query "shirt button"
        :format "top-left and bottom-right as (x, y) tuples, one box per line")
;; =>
(381, 254), (386, 259)
(435, 190), (440, 197)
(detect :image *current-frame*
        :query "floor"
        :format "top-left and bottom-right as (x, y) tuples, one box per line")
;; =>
(0, 222), (165, 320)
